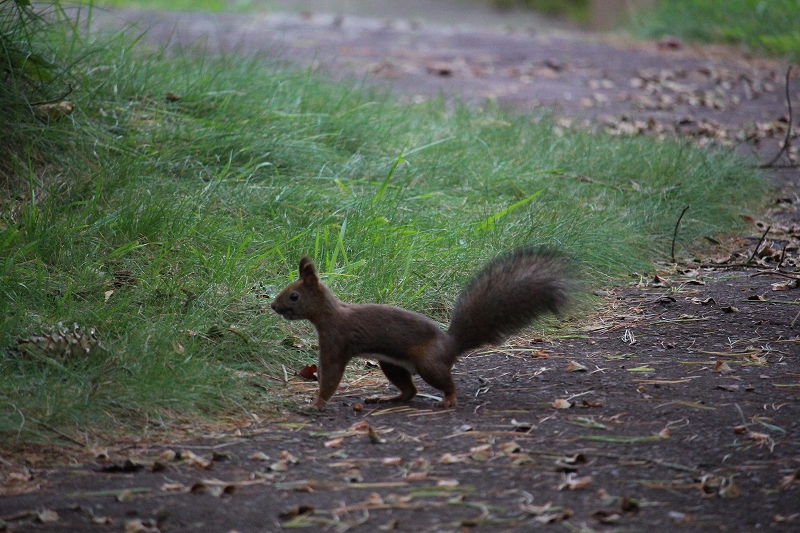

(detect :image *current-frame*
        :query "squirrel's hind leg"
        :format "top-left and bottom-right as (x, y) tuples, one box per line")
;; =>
(365, 361), (418, 404)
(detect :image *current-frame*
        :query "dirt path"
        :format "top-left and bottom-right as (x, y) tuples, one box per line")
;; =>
(2, 6), (800, 533)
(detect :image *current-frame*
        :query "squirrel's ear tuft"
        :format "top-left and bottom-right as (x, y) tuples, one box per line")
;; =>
(299, 256), (319, 285)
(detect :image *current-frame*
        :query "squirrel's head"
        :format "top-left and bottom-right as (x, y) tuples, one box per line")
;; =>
(270, 256), (333, 321)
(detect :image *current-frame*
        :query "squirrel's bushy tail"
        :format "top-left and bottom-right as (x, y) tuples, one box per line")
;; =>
(447, 247), (573, 355)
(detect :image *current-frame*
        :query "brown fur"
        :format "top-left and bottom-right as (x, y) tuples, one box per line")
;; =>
(271, 248), (573, 409)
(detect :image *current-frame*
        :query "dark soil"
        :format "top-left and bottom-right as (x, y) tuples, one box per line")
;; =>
(2, 4), (799, 532)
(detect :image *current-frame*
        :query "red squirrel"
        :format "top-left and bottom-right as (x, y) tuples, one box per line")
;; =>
(271, 248), (573, 409)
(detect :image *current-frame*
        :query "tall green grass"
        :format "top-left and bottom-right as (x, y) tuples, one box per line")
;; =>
(0, 10), (766, 442)
(635, 0), (800, 61)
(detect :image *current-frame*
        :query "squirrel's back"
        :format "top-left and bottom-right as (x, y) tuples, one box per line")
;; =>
(447, 248), (572, 356)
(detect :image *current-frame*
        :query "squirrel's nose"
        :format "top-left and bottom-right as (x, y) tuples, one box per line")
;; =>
(270, 301), (278, 311)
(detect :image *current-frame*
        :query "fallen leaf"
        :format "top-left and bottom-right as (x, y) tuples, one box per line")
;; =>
(558, 473), (593, 490)
(365, 492), (385, 505)
(343, 468), (363, 483)
(551, 399), (573, 409)
(249, 452), (270, 461)
(713, 360), (734, 374)
(778, 469), (800, 490)
(324, 437), (345, 448)
(510, 419), (535, 431)
(159, 449), (177, 462)
(351, 420), (370, 431)
(182, 450), (212, 469)
(280, 450), (299, 464)
(269, 460), (289, 472)
(381, 457), (403, 466)
(592, 510), (621, 524)
(298, 364), (318, 380)
(566, 361), (588, 372)
(36, 510), (59, 523)
(439, 453), (468, 464)
(469, 444), (492, 461)
(497, 441), (522, 455)
(125, 518), (159, 533)
(771, 279), (798, 291)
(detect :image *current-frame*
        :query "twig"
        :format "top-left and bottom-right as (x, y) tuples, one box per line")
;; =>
(671, 205), (690, 263)
(749, 270), (800, 281)
(778, 242), (788, 269)
(760, 66), (794, 169)
(747, 225), (771, 263)
(36, 421), (85, 447)
(792, 309), (800, 328)
(739, 299), (799, 305)
(29, 83), (74, 107)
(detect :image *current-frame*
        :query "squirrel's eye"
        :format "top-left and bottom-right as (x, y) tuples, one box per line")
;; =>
(289, 292), (299, 301)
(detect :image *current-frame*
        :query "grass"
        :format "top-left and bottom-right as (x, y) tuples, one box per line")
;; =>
(634, 0), (800, 61)
(0, 4), (768, 444)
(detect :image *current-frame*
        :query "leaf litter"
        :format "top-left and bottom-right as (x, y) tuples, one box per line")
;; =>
(4, 8), (800, 533)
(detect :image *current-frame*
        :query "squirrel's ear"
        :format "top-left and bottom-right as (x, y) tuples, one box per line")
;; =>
(298, 256), (319, 286)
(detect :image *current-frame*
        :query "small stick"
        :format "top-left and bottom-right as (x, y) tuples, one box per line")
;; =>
(29, 83), (74, 107)
(747, 225), (771, 263)
(760, 66), (793, 168)
(750, 270), (800, 281)
(671, 205), (690, 263)
(36, 421), (85, 447)
(777, 242), (788, 269)
(792, 309), (800, 328)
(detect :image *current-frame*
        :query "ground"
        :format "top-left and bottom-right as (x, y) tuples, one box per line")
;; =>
(2, 3), (799, 532)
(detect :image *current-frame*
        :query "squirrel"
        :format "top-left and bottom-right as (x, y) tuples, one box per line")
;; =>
(271, 247), (573, 409)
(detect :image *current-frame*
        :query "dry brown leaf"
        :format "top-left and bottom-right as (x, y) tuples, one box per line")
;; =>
(269, 460), (289, 472)
(182, 450), (212, 469)
(592, 509), (622, 524)
(713, 360), (734, 374)
(125, 518), (159, 533)
(343, 468), (363, 483)
(497, 441), (522, 455)
(160, 483), (187, 492)
(566, 361), (588, 372)
(381, 457), (403, 466)
(551, 399), (573, 409)
(249, 451), (270, 461)
(280, 450), (299, 464)
(439, 452), (468, 464)
(778, 469), (800, 490)
(558, 473), (593, 490)
(324, 437), (345, 448)
(298, 364), (318, 380)
(35, 510), (59, 523)
(469, 444), (493, 461)
(351, 420), (370, 431)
